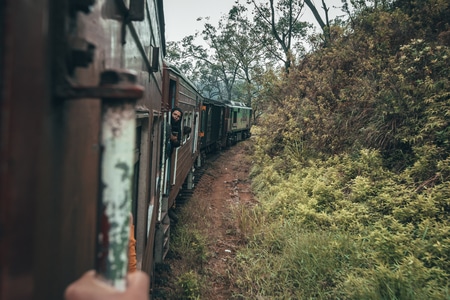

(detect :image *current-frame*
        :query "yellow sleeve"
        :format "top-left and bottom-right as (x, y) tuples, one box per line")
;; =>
(128, 223), (137, 273)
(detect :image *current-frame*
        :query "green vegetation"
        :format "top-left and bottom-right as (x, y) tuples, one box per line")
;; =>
(163, 196), (210, 299)
(232, 0), (450, 299)
(177, 270), (202, 300)
(166, 1), (450, 299)
(235, 147), (449, 299)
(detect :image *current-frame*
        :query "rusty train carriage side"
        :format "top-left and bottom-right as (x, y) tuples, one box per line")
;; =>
(120, 0), (166, 284)
(68, 0), (168, 294)
(1, 1), (61, 299)
(1, 0), (166, 299)
(153, 63), (203, 262)
(1, 0), (211, 298)
(163, 64), (202, 208)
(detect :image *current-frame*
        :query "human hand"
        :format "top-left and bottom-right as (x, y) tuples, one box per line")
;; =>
(64, 270), (149, 300)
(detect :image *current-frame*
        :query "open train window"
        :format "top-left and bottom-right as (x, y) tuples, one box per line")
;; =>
(169, 79), (177, 108)
(183, 111), (192, 143)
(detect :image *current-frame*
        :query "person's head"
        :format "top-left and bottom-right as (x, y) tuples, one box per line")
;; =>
(171, 107), (183, 123)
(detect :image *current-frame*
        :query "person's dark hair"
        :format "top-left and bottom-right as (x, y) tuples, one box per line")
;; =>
(171, 107), (183, 118)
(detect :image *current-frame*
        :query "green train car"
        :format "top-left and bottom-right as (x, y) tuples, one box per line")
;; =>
(226, 101), (252, 146)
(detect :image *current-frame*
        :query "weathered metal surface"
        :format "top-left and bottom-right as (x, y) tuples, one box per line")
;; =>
(1, 1), (54, 299)
(95, 70), (141, 290)
(1, 0), (165, 297)
(97, 100), (136, 290)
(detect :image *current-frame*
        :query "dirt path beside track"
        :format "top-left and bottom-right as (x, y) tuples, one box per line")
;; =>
(154, 139), (256, 299)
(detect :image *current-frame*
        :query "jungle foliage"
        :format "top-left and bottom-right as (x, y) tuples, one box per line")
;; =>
(239, 0), (450, 299)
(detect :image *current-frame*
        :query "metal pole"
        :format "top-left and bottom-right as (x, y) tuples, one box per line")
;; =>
(95, 70), (142, 290)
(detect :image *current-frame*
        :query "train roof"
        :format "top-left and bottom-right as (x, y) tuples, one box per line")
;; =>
(203, 97), (226, 106)
(228, 100), (251, 109)
(163, 61), (200, 93)
(203, 98), (252, 109)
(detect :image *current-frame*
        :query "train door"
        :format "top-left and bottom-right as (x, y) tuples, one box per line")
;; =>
(224, 107), (232, 147)
(192, 111), (199, 154)
(207, 105), (213, 142)
(132, 112), (152, 270)
(233, 108), (239, 128)
(155, 115), (171, 263)
(219, 108), (224, 141)
(141, 114), (161, 289)
(166, 78), (177, 187)
(161, 112), (171, 194)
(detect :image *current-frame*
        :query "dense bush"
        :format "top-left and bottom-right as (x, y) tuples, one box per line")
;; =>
(235, 146), (450, 299)
(233, 0), (450, 298)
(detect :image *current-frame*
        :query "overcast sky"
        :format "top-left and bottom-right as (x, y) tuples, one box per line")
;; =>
(163, 0), (346, 43)
(163, 0), (239, 42)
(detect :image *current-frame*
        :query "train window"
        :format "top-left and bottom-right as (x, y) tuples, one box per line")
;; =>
(183, 112), (192, 143)
(169, 80), (177, 107)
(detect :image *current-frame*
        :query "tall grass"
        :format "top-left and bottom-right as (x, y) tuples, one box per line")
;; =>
(238, 139), (450, 299)
(228, 218), (366, 299)
(165, 195), (210, 299)
(166, 141), (450, 299)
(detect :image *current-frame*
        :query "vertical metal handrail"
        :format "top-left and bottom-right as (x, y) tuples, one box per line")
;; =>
(94, 70), (143, 290)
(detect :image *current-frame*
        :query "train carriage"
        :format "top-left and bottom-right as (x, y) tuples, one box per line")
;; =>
(1, 1), (251, 299)
(200, 97), (226, 153)
(1, 0), (166, 298)
(226, 101), (252, 146)
(200, 99), (252, 151)
(155, 62), (202, 262)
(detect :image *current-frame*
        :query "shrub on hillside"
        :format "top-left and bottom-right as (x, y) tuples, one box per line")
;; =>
(243, 146), (450, 299)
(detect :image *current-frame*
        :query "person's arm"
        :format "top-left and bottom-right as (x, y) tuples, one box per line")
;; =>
(64, 270), (149, 300)
(171, 121), (184, 147)
(170, 131), (181, 147)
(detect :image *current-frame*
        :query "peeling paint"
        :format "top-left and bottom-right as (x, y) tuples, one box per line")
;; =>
(97, 101), (136, 290)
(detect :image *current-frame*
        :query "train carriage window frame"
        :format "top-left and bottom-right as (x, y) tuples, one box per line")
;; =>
(182, 111), (192, 144)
